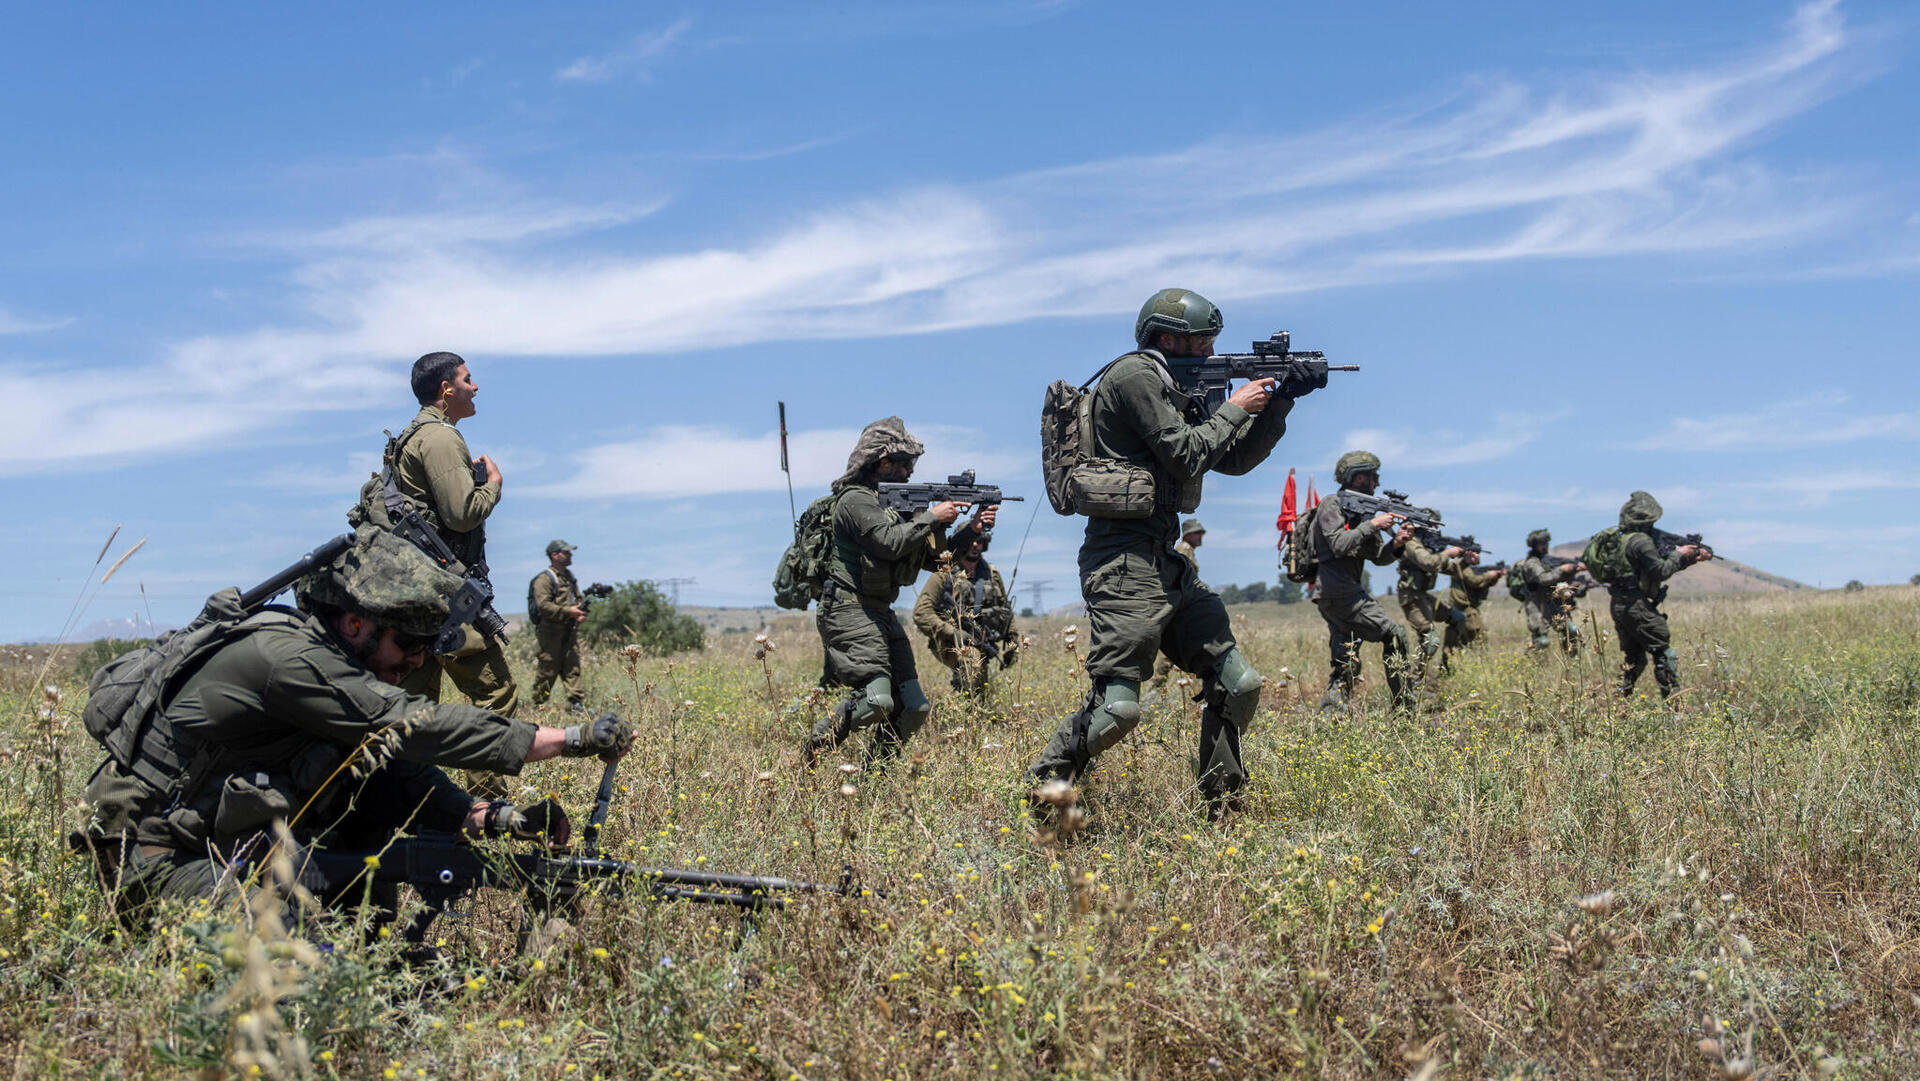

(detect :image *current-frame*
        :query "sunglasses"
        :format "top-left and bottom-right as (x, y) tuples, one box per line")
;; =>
(393, 631), (438, 656)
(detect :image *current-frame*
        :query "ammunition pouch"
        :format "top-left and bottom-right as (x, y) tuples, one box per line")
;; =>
(1067, 459), (1158, 520)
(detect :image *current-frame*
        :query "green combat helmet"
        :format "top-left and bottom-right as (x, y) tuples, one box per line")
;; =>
(834, 416), (925, 491)
(1619, 490), (1663, 530)
(1527, 528), (1552, 547)
(1334, 450), (1382, 486)
(298, 530), (462, 640)
(1181, 519), (1207, 537)
(1135, 288), (1224, 348)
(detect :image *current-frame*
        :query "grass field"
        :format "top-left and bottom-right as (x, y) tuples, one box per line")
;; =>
(2, 585), (1916, 1079)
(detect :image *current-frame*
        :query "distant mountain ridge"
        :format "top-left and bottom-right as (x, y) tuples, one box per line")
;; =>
(1548, 543), (1805, 594)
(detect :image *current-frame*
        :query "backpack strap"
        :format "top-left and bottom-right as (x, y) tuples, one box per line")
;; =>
(379, 415), (438, 517)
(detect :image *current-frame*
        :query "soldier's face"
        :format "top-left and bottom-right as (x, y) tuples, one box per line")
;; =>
(551, 550), (572, 568)
(1185, 532), (1204, 548)
(441, 364), (479, 421)
(366, 628), (430, 684)
(1348, 471), (1378, 494)
(876, 455), (914, 481)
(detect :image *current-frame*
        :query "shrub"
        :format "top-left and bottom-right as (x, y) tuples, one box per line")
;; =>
(1843, 579), (1866, 593)
(580, 580), (705, 655)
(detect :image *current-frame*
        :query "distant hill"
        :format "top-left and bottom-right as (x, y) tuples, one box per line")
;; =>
(1548, 543), (1805, 594)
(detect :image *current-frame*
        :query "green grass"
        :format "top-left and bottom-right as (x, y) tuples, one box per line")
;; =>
(2, 586), (1916, 1078)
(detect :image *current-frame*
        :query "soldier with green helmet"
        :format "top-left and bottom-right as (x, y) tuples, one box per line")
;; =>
(1433, 550), (1506, 672)
(1175, 519), (1206, 567)
(1514, 528), (1585, 652)
(1027, 288), (1292, 820)
(79, 531), (633, 916)
(912, 531), (1016, 694)
(529, 539), (587, 711)
(1607, 491), (1711, 698)
(1311, 450), (1418, 711)
(807, 417), (994, 766)
(1395, 533), (1464, 684)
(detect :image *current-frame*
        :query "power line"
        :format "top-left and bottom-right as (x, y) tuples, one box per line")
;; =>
(1023, 579), (1052, 616)
(656, 577), (696, 606)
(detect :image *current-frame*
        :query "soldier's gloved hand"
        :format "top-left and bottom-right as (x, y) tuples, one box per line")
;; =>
(482, 798), (573, 848)
(563, 712), (634, 761)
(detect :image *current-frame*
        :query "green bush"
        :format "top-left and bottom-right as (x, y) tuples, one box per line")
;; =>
(72, 637), (152, 681)
(1844, 579), (1866, 593)
(579, 580), (705, 655)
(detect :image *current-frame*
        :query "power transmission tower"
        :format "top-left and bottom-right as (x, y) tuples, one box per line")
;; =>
(1024, 579), (1052, 616)
(657, 577), (696, 606)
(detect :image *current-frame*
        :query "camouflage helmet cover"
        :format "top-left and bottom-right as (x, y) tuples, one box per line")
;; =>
(298, 529), (461, 638)
(1334, 450), (1382, 486)
(1134, 288), (1224, 348)
(1526, 528), (1552, 547)
(1619, 490), (1664, 529)
(1181, 519), (1206, 536)
(834, 416), (925, 491)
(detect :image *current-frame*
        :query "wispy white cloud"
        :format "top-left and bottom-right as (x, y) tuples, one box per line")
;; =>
(555, 17), (693, 83)
(525, 422), (1029, 500)
(1625, 393), (1920, 451)
(0, 2), (1887, 475)
(0, 306), (73, 335)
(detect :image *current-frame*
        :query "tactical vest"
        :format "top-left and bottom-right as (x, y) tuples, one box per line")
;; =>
(349, 415), (488, 573)
(831, 489), (924, 598)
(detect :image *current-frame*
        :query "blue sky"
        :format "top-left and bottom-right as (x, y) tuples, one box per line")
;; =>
(4, 1), (1917, 640)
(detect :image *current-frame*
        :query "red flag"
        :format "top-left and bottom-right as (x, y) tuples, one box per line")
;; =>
(1275, 468), (1298, 547)
(1305, 475), (1320, 512)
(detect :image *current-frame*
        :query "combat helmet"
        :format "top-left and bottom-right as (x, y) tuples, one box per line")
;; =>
(1135, 288), (1224, 348)
(1334, 450), (1382, 486)
(834, 416), (925, 491)
(1619, 490), (1663, 530)
(298, 529), (462, 641)
(1526, 528), (1552, 547)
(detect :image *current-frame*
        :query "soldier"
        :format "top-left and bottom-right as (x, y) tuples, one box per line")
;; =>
(1434, 550), (1506, 672)
(529, 539), (587, 711)
(1395, 534), (1464, 683)
(1175, 519), (1206, 567)
(1608, 491), (1710, 698)
(912, 532), (1016, 694)
(1513, 529), (1584, 652)
(1027, 288), (1289, 819)
(1312, 451), (1417, 712)
(806, 417), (994, 767)
(78, 532), (632, 917)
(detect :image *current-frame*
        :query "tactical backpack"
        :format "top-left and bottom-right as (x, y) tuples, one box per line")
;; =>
(1582, 527), (1632, 585)
(772, 493), (843, 610)
(83, 588), (299, 808)
(1506, 563), (1531, 602)
(1282, 504), (1319, 584)
(348, 417), (437, 534)
(526, 567), (556, 627)
(1040, 351), (1182, 520)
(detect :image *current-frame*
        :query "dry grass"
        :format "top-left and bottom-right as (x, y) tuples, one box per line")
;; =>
(2, 585), (1917, 1079)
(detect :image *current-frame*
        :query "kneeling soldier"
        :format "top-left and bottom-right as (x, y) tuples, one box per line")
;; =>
(912, 532), (1016, 694)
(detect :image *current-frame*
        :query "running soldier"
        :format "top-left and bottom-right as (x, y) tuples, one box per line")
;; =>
(1513, 529), (1584, 652)
(1605, 491), (1710, 698)
(1396, 534), (1463, 683)
(1312, 451), (1417, 712)
(1434, 551), (1506, 672)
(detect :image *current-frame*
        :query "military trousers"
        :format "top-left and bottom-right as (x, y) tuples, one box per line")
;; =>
(1609, 588), (1677, 696)
(928, 631), (992, 693)
(1436, 602), (1485, 671)
(812, 587), (926, 761)
(401, 625), (519, 798)
(1524, 596), (1580, 653)
(1315, 591), (1414, 709)
(1397, 587), (1440, 683)
(531, 623), (584, 707)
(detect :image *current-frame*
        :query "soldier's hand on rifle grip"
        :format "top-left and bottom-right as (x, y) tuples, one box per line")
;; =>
(1392, 523), (1415, 548)
(928, 501), (964, 525)
(1442, 546), (1464, 559)
(971, 505), (998, 532)
(1679, 545), (1708, 563)
(566, 605), (586, 622)
(1369, 512), (1398, 531)
(564, 712), (634, 762)
(1226, 378), (1278, 415)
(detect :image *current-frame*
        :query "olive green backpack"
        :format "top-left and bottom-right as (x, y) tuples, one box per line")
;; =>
(1582, 528), (1631, 585)
(772, 493), (843, 610)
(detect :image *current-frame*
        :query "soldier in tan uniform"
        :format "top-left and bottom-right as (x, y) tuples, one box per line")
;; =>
(1434, 552), (1506, 672)
(1174, 519), (1206, 566)
(912, 532), (1016, 693)
(528, 539), (586, 711)
(1395, 535), (1463, 683)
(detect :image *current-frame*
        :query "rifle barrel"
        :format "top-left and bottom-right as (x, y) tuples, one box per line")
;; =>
(239, 533), (354, 610)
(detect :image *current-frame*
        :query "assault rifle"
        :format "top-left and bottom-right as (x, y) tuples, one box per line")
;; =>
(580, 582), (614, 613)
(1651, 528), (1714, 560)
(1527, 555), (1598, 598)
(1469, 561), (1508, 575)
(238, 533), (355, 609)
(387, 510), (510, 648)
(1411, 528), (1484, 556)
(1163, 331), (1360, 415)
(1338, 489), (1444, 535)
(879, 470), (1024, 515)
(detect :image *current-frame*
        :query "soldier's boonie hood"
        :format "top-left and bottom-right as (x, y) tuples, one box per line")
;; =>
(834, 416), (925, 492)
(1619, 490), (1663, 530)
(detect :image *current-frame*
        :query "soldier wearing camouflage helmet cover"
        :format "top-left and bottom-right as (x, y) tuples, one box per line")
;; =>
(1311, 450), (1418, 712)
(1395, 531), (1464, 685)
(79, 531), (633, 918)
(529, 539), (587, 711)
(1433, 550), (1506, 673)
(1027, 288), (1293, 821)
(1514, 528), (1584, 653)
(1608, 491), (1710, 698)
(807, 417), (993, 767)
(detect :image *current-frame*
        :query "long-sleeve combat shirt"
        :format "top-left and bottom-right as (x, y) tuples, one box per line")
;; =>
(1396, 536), (1455, 595)
(1311, 489), (1401, 601)
(1514, 553), (1578, 599)
(912, 559), (1012, 647)
(530, 565), (582, 627)
(1081, 352), (1292, 564)
(1616, 530), (1689, 599)
(828, 484), (955, 605)
(86, 611), (537, 850)
(1439, 562), (1502, 612)
(394, 405), (502, 540)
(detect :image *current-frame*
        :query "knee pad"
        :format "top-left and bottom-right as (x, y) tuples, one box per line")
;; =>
(1208, 648), (1263, 730)
(895, 679), (931, 737)
(850, 676), (894, 727)
(1084, 680), (1142, 758)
